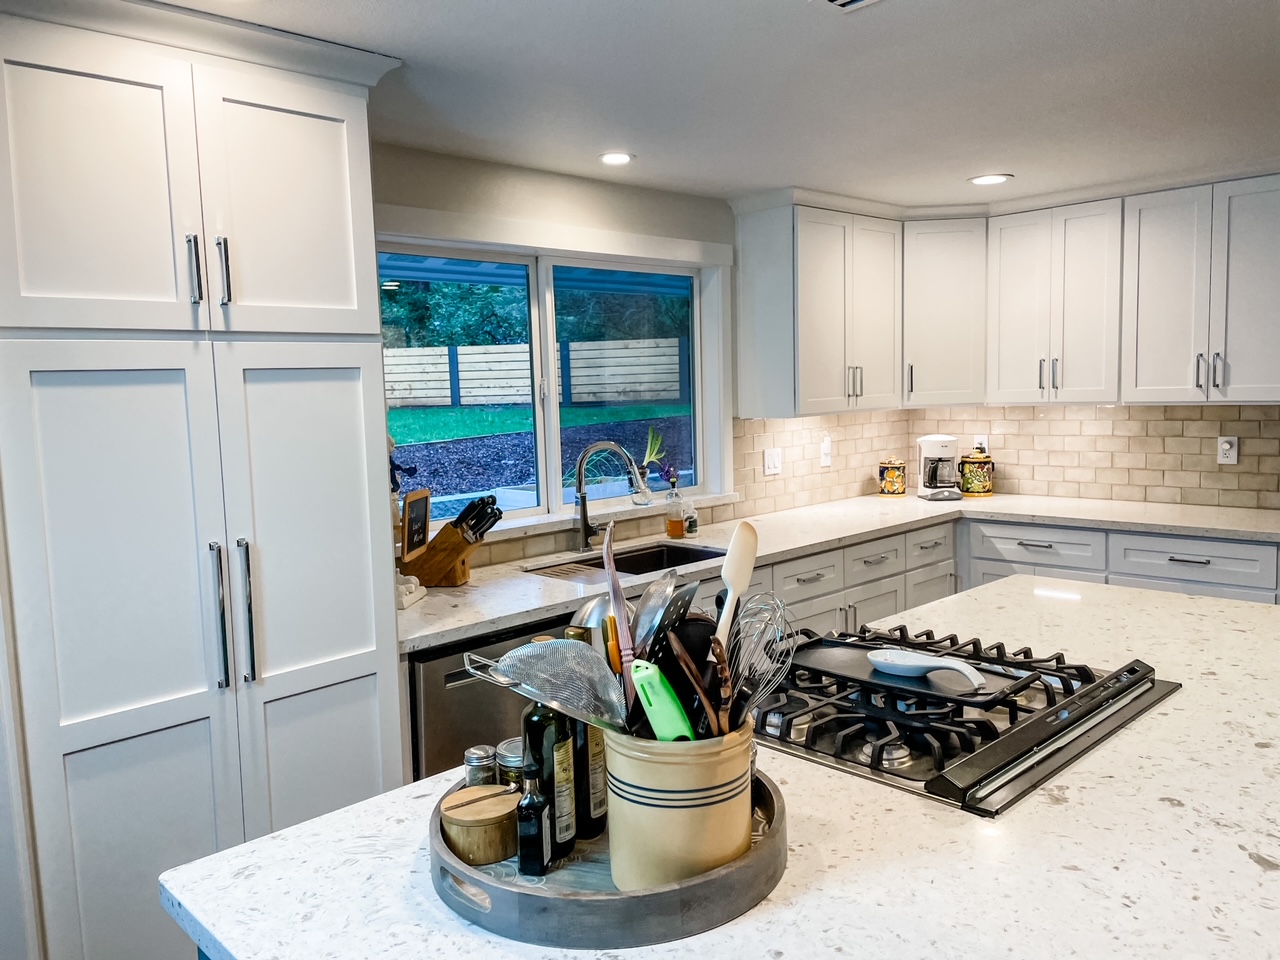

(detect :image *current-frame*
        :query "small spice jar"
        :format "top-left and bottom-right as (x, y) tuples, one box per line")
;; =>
(496, 737), (524, 788)
(878, 457), (907, 497)
(463, 744), (498, 786)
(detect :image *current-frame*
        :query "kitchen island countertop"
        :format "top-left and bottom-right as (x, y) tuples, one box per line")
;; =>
(163, 576), (1280, 960)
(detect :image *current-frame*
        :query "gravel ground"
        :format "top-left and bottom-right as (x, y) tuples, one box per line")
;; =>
(393, 416), (695, 502)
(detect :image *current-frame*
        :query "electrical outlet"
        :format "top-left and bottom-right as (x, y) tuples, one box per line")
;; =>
(764, 447), (783, 476)
(974, 434), (989, 452)
(1218, 436), (1239, 465)
(820, 433), (832, 468)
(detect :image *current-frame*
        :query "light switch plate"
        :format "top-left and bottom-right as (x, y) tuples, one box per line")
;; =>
(820, 433), (832, 468)
(1218, 436), (1239, 465)
(764, 447), (783, 476)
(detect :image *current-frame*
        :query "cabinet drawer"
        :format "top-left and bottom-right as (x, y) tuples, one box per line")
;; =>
(905, 524), (953, 569)
(775, 550), (845, 604)
(905, 560), (956, 609)
(971, 559), (1107, 586)
(1107, 574), (1276, 604)
(1108, 534), (1278, 589)
(845, 535), (906, 587)
(969, 522), (1106, 570)
(786, 592), (846, 636)
(847, 576), (904, 631)
(691, 566), (773, 617)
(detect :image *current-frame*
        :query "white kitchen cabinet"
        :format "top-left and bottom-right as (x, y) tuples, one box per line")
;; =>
(1106, 574), (1276, 604)
(903, 218), (987, 406)
(904, 561), (956, 608)
(0, 339), (400, 958)
(787, 591), (848, 635)
(0, 18), (379, 336)
(692, 565), (773, 618)
(969, 559), (1107, 586)
(1207, 174), (1280, 401)
(736, 205), (901, 417)
(846, 576), (905, 631)
(1121, 185), (1214, 403)
(986, 201), (1121, 405)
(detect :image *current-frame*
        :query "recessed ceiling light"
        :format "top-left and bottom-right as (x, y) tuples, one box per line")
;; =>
(969, 174), (1013, 185)
(600, 152), (633, 166)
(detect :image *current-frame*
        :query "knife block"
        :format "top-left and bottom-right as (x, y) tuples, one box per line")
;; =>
(397, 522), (481, 587)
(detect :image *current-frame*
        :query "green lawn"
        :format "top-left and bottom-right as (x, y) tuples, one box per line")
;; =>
(387, 403), (692, 444)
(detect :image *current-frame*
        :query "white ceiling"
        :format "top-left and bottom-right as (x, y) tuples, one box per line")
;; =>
(20, 0), (1280, 206)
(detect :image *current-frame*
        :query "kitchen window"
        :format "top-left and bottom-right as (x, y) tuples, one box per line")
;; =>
(379, 248), (705, 523)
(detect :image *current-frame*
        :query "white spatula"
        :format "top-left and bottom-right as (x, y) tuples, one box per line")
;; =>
(713, 520), (758, 655)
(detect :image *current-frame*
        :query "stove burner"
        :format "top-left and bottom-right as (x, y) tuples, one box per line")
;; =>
(855, 739), (913, 769)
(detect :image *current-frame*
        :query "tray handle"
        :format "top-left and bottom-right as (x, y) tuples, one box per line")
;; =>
(437, 866), (494, 913)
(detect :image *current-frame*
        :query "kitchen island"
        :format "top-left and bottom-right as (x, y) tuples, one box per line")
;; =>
(161, 577), (1280, 960)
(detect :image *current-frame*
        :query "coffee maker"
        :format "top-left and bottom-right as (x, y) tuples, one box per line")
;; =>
(917, 434), (963, 501)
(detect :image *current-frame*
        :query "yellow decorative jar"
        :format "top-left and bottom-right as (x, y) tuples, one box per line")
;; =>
(878, 457), (907, 497)
(959, 447), (994, 497)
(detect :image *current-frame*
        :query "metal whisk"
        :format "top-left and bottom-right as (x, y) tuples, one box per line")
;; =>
(726, 593), (796, 723)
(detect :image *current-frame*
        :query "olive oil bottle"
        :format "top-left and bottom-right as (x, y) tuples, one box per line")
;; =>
(522, 701), (576, 860)
(516, 765), (551, 876)
(573, 719), (607, 840)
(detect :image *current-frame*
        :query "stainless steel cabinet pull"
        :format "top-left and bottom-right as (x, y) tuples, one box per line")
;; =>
(1168, 555), (1211, 565)
(215, 236), (232, 306)
(1016, 540), (1054, 549)
(795, 572), (827, 584)
(919, 540), (943, 550)
(186, 234), (204, 304)
(907, 363), (914, 395)
(1051, 358), (1060, 391)
(1039, 358), (1046, 391)
(1211, 352), (1223, 390)
(863, 554), (889, 566)
(855, 366), (864, 398)
(1195, 353), (1206, 390)
(238, 538), (258, 682)
(209, 542), (231, 689)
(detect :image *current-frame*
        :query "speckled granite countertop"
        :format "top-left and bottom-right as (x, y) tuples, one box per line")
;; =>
(163, 576), (1280, 960)
(397, 494), (1280, 655)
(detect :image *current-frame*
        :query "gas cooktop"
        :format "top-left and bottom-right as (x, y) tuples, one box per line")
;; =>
(752, 624), (1181, 817)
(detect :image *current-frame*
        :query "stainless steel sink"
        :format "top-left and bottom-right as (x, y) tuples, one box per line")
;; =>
(531, 542), (725, 583)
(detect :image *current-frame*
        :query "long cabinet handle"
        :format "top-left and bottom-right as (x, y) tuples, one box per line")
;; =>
(855, 365), (864, 398)
(209, 542), (231, 689)
(1016, 540), (1055, 549)
(846, 365), (855, 399)
(907, 363), (914, 396)
(186, 234), (204, 304)
(1211, 352), (1223, 390)
(1051, 358), (1060, 391)
(1168, 555), (1211, 566)
(795, 572), (827, 584)
(1038, 358), (1046, 391)
(1195, 353), (1206, 390)
(863, 554), (890, 566)
(238, 538), (258, 682)
(215, 236), (232, 306)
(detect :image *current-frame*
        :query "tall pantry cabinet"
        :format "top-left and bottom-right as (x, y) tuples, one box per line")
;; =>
(0, 16), (400, 960)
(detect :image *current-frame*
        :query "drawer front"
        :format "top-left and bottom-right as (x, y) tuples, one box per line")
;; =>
(845, 535), (906, 587)
(969, 521), (1106, 570)
(847, 575), (904, 632)
(904, 560), (956, 609)
(1037, 568), (1107, 585)
(1108, 534), (1278, 589)
(775, 550), (845, 604)
(904, 524), (954, 569)
(1107, 574), (1276, 604)
(970, 558), (1035, 585)
(691, 566), (773, 617)
(786, 591), (847, 636)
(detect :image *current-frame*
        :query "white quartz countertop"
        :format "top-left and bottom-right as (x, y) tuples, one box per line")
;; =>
(163, 577), (1280, 960)
(397, 494), (1280, 655)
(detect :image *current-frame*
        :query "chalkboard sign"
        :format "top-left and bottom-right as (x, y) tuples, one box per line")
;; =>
(401, 488), (431, 562)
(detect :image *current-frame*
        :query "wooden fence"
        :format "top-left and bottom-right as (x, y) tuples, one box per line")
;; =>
(384, 338), (688, 407)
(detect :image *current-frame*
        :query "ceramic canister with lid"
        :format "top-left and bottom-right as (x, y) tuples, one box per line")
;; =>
(878, 457), (907, 496)
(959, 446), (995, 496)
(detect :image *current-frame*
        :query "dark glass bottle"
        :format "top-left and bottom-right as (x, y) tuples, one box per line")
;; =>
(573, 719), (607, 840)
(516, 766), (551, 877)
(522, 702), (576, 860)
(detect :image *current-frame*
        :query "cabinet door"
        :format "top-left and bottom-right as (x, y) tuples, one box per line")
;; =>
(213, 341), (401, 838)
(986, 210), (1051, 404)
(0, 20), (207, 331)
(846, 576), (904, 632)
(849, 215), (902, 408)
(794, 207), (854, 415)
(0, 339), (244, 960)
(194, 65), (378, 335)
(904, 561), (956, 609)
(1121, 186), (1212, 402)
(970, 558), (1035, 586)
(786, 592), (847, 636)
(903, 219), (987, 406)
(1208, 175), (1280, 401)
(1051, 199), (1122, 403)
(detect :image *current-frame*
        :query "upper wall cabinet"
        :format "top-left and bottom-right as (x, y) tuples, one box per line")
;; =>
(987, 199), (1121, 404)
(0, 19), (379, 335)
(903, 219), (986, 407)
(1120, 185), (1214, 403)
(737, 205), (901, 418)
(1208, 174), (1280, 401)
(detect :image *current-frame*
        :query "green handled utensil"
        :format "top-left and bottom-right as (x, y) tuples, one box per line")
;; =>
(631, 660), (696, 742)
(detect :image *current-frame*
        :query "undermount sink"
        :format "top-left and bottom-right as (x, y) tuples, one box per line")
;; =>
(532, 542), (725, 583)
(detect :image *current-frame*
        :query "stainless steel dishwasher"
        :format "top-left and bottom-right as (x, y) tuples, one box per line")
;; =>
(409, 613), (573, 778)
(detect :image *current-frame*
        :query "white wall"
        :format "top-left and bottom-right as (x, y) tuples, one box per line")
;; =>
(370, 144), (736, 246)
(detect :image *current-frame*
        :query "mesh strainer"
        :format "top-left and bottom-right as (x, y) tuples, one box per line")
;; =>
(464, 640), (628, 732)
